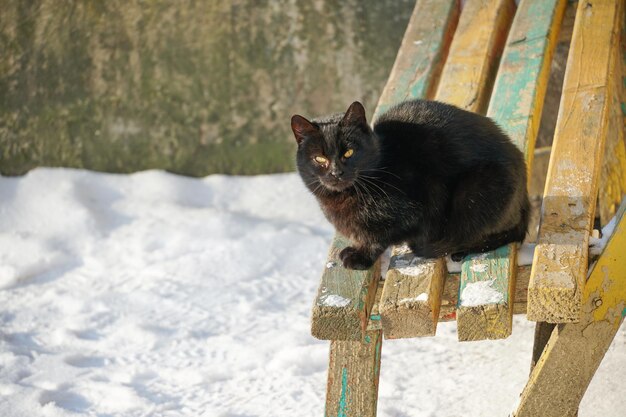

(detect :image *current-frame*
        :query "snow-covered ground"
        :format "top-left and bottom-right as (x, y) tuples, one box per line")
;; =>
(0, 168), (624, 417)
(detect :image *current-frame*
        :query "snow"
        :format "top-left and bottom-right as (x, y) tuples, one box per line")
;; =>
(590, 211), (620, 256)
(399, 293), (429, 304)
(1, 168), (625, 417)
(318, 293), (351, 308)
(460, 280), (504, 307)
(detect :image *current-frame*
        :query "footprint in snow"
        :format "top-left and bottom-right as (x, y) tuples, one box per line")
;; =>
(64, 354), (107, 368)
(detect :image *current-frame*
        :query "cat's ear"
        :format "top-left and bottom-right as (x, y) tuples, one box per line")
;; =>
(291, 115), (318, 145)
(341, 101), (367, 128)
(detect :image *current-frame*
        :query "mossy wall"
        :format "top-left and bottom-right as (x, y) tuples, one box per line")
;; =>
(0, 0), (413, 176)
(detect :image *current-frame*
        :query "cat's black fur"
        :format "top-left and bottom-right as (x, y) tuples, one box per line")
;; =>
(291, 100), (530, 270)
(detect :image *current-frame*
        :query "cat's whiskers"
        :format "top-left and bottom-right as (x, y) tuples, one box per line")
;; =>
(354, 178), (387, 215)
(358, 177), (391, 202)
(359, 174), (406, 197)
(363, 167), (402, 180)
(305, 178), (327, 196)
(352, 181), (366, 206)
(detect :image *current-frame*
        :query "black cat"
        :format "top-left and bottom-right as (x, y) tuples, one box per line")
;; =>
(291, 100), (529, 270)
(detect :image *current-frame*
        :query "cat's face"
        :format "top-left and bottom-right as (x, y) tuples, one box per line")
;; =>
(292, 101), (380, 194)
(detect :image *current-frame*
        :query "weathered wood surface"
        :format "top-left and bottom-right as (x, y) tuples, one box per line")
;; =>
(312, 0), (460, 342)
(439, 264), (532, 321)
(598, 5), (626, 227)
(456, 0), (566, 341)
(380, 245), (445, 338)
(366, 280), (385, 332)
(381, 0), (515, 340)
(375, 0), (459, 114)
(514, 198), (626, 417)
(527, 0), (623, 323)
(435, 0), (516, 113)
(325, 330), (383, 417)
(457, 247), (517, 340)
(528, 147), (551, 243)
(312, 235), (381, 340)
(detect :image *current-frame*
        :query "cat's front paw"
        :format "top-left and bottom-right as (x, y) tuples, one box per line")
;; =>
(339, 246), (375, 270)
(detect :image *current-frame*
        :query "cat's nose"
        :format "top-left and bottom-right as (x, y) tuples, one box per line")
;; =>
(330, 169), (344, 178)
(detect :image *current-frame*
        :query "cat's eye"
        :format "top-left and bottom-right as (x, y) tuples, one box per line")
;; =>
(343, 149), (354, 158)
(314, 156), (329, 165)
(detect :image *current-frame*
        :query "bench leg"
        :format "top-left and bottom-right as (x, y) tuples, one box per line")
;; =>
(325, 330), (382, 417)
(513, 203), (626, 417)
(530, 321), (555, 372)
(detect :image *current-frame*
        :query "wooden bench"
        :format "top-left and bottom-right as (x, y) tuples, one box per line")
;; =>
(312, 1), (626, 416)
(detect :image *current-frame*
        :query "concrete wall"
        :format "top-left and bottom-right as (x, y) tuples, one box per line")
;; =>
(0, 0), (412, 175)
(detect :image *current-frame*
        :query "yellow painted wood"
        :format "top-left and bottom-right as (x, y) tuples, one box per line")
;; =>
(599, 11), (626, 226)
(379, 245), (445, 338)
(435, 0), (516, 113)
(456, 0), (566, 341)
(312, 0), (460, 343)
(527, 0), (622, 323)
(528, 147), (552, 243)
(514, 198), (626, 417)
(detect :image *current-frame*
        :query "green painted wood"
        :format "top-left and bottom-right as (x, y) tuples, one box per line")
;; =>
(325, 330), (382, 417)
(488, 0), (567, 157)
(456, 0), (567, 341)
(375, 0), (460, 115)
(457, 246), (515, 340)
(312, 0), (460, 342)
(312, 234), (381, 341)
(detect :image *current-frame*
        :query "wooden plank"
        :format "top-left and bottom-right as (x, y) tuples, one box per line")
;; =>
(312, 0), (461, 342)
(366, 280), (384, 332)
(457, 247), (517, 340)
(312, 234), (381, 340)
(456, 0), (566, 341)
(598, 5), (626, 227)
(527, 0), (622, 323)
(528, 147), (552, 243)
(325, 331), (383, 417)
(513, 198), (626, 417)
(379, 245), (445, 338)
(435, 0), (516, 113)
(439, 264), (532, 321)
(379, 0), (515, 340)
(375, 0), (459, 114)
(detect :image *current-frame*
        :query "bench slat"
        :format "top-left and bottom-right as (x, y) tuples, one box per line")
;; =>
(456, 0), (566, 341)
(380, 246), (445, 338)
(375, 0), (459, 114)
(312, 234), (381, 340)
(312, 0), (460, 341)
(598, 13), (626, 227)
(527, 0), (622, 323)
(435, 0), (516, 113)
(381, 0), (515, 339)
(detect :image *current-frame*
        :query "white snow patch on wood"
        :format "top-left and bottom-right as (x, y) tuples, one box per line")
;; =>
(470, 263), (488, 273)
(460, 280), (504, 307)
(319, 294), (351, 307)
(399, 293), (429, 304)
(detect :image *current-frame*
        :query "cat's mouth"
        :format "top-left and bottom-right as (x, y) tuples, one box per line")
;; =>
(322, 178), (354, 192)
